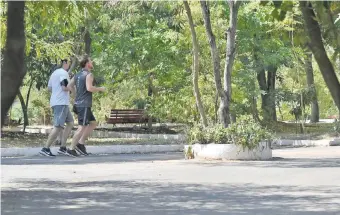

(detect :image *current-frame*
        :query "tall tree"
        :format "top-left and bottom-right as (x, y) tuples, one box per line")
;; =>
(84, 29), (91, 55)
(221, 0), (241, 127)
(183, 1), (208, 127)
(304, 49), (319, 122)
(201, 0), (241, 127)
(312, 1), (340, 62)
(1, 1), (26, 126)
(300, 1), (340, 114)
(256, 64), (277, 122)
(200, 1), (223, 125)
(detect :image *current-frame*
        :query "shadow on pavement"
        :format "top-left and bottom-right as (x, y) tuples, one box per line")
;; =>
(2, 179), (339, 215)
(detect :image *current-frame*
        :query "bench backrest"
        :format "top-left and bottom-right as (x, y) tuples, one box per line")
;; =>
(109, 109), (146, 118)
(107, 109), (148, 124)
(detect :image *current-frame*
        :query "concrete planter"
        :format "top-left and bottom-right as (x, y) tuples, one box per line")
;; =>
(329, 138), (340, 146)
(184, 142), (272, 160)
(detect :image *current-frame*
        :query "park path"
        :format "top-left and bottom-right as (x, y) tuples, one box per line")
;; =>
(2, 147), (340, 215)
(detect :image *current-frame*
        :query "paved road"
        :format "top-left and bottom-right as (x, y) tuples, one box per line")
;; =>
(2, 147), (340, 215)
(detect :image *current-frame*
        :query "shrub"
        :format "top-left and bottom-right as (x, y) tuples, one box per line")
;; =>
(187, 117), (274, 150)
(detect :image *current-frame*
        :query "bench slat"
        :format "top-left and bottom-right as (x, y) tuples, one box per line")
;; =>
(111, 110), (144, 113)
(110, 109), (144, 111)
(109, 114), (146, 117)
(107, 119), (148, 123)
(107, 117), (148, 120)
(108, 117), (147, 119)
(110, 114), (145, 117)
(110, 109), (144, 112)
(110, 113), (145, 115)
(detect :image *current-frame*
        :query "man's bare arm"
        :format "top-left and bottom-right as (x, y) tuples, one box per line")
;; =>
(86, 74), (105, 93)
(67, 77), (75, 91)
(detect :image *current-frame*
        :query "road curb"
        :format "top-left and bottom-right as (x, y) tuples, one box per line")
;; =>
(1, 144), (183, 157)
(272, 139), (335, 148)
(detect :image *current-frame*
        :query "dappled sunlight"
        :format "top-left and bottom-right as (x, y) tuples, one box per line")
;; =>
(2, 1), (340, 214)
(2, 148), (340, 214)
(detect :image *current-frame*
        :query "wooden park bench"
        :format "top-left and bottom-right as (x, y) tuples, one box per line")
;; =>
(106, 109), (149, 125)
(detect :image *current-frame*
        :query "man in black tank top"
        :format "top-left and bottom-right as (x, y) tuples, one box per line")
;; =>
(67, 55), (106, 156)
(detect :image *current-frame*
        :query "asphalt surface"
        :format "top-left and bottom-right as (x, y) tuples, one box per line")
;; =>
(2, 147), (340, 215)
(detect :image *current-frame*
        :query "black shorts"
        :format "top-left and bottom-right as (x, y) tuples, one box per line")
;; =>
(75, 107), (96, 126)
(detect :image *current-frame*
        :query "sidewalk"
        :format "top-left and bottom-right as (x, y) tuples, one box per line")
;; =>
(1, 144), (183, 157)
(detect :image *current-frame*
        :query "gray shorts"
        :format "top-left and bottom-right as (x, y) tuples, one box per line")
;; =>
(52, 105), (74, 128)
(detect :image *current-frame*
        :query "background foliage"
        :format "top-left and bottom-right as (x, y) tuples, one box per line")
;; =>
(2, 1), (340, 143)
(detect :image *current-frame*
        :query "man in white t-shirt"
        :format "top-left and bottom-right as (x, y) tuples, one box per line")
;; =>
(40, 59), (75, 157)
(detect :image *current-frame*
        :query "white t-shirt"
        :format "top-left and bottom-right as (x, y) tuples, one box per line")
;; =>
(48, 68), (70, 107)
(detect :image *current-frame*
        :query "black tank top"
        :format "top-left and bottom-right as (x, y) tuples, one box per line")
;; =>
(74, 69), (92, 107)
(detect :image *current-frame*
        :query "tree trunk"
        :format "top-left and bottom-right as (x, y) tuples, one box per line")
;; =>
(253, 29), (276, 122)
(68, 46), (81, 75)
(9, 105), (13, 126)
(304, 50), (320, 123)
(312, 1), (340, 61)
(147, 74), (153, 129)
(68, 58), (77, 77)
(26, 79), (34, 109)
(17, 90), (28, 132)
(278, 101), (284, 121)
(257, 70), (269, 121)
(214, 91), (219, 124)
(84, 30), (91, 55)
(1, 1), (26, 127)
(252, 97), (261, 122)
(200, 1), (224, 126)
(184, 1), (208, 127)
(300, 2), (340, 114)
(257, 68), (277, 122)
(267, 67), (277, 121)
(221, 0), (240, 127)
(17, 79), (34, 132)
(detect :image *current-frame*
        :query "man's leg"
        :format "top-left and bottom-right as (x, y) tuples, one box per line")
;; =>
(54, 131), (63, 146)
(57, 107), (74, 155)
(64, 126), (86, 157)
(67, 106), (87, 156)
(61, 107), (74, 147)
(71, 126), (86, 149)
(79, 121), (96, 145)
(45, 127), (62, 148)
(75, 108), (96, 155)
(40, 106), (66, 157)
(61, 122), (73, 146)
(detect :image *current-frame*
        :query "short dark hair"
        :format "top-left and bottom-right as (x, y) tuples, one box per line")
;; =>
(61, 59), (68, 64)
(80, 55), (90, 68)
